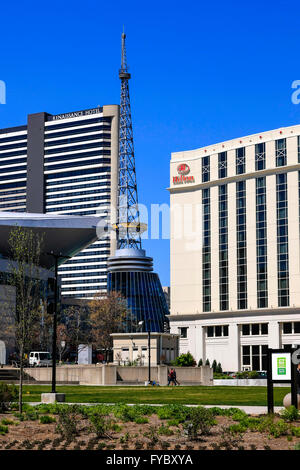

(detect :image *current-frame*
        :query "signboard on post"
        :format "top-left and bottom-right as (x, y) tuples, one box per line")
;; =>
(267, 348), (298, 414)
(271, 352), (291, 381)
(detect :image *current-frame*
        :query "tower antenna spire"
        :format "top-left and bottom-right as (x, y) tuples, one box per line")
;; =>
(117, 31), (145, 249)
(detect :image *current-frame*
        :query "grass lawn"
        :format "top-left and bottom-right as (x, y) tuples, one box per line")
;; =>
(21, 385), (290, 406)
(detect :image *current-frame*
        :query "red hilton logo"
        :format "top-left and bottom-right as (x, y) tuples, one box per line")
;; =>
(173, 163), (195, 184)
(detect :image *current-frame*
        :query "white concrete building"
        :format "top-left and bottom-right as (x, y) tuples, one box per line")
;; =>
(169, 124), (300, 371)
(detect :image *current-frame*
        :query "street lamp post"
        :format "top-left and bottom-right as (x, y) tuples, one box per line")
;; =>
(139, 319), (152, 384)
(46, 252), (70, 394)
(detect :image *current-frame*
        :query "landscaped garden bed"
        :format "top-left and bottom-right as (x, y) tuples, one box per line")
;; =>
(0, 403), (300, 450)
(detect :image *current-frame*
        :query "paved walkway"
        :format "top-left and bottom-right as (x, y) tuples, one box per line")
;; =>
(27, 402), (284, 414)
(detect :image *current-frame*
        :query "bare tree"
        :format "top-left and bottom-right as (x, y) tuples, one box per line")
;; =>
(8, 226), (43, 413)
(58, 305), (90, 362)
(89, 291), (129, 362)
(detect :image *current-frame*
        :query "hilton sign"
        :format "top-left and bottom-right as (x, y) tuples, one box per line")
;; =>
(173, 163), (195, 185)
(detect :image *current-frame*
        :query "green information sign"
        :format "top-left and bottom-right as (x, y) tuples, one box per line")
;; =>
(277, 357), (286, 375)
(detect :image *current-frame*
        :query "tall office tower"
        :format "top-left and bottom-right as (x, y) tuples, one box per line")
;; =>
(107, 33), (169, 332)
(169, 125), (300, 371)
(0, 105), (119, 297)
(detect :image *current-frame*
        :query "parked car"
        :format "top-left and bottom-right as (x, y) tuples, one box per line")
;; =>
(29, 351), (51, 367)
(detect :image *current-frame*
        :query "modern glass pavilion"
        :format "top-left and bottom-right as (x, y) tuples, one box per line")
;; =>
(107, 248), (169, 333)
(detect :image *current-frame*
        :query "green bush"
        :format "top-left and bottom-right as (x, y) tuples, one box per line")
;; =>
(1, 418), (16, 426)
(56, 405), (80, 440)
(172, 352), (196, 367)
(134, 417), (148, 424)
(198, 359), (203, 367)
(40, 415), (56, 424)
(291, 426), (300, 437)
(156, 404), (188, 421)
(0, 383), (18, 412)
(157, 424), (174, 436)
(89, 411), (115, 438)
(227, 423), (248, 434)
(216, 362), (223, 373)
(0, 424), (8, 435)
(184, 407), (216, 440)
(212, 360), (217, 372)
(281, 406), (299, 422)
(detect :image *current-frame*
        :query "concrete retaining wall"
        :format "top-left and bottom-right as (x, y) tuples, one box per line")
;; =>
(24, 365), (213, 386)
(213, 379), (287, 387)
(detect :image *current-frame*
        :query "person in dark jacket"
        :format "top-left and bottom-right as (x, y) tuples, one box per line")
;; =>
(297, 363), (300, 394)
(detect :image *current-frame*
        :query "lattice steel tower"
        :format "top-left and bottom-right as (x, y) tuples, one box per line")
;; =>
(117, 32), (145, 249)
(107, 32), (169, 333)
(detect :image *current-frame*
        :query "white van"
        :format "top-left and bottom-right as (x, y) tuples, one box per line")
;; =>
(29, 351), (51, 367)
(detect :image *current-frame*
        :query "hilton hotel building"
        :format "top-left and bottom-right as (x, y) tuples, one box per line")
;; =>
(0, 106), (119, 298)
(169, 124), (300, 371)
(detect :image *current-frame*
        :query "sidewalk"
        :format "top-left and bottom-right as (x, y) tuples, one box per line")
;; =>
(27, 402), (285, 414)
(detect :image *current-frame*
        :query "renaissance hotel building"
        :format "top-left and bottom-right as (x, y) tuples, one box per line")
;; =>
(0, 106), (119, 298)
(169, 124), (300, 372)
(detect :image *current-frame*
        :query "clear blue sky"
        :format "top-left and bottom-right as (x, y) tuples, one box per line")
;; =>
(1, 0), (300, 285)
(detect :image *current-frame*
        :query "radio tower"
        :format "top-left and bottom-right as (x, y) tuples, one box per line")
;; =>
(107, 32), (169, 334)
(117, 31), (143, 249)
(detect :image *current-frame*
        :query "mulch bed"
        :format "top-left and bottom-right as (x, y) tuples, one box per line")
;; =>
(0, 412), (299, 450)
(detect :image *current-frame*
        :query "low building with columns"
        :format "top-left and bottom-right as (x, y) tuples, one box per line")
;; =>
(169, 124), (300, 371)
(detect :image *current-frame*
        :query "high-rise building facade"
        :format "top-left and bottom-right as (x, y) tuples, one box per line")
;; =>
(169, 124), (300, 371)
(0, 105), (119, 297)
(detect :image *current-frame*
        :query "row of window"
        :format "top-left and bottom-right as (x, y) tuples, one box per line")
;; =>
(46, 173), (110, 186)
(202, 188), (211, 312)
(47, 202), (108, 212)
(45, 116), (111, 131)
(46, 187), (110, 199)
(44, 133), (111, 148)
(45, 125), (111, 140)
(202, 172), (291, 312)
(201, 138), (293, 183)
(180, 322), (300, 340)
(44, 142), (111, 156)
(46, 195), (110, 206)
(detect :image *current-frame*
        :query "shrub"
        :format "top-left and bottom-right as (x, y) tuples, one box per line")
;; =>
(184, 407), (216, 440)
(216, 362), (223, 373)
(205, 359), (210, 367)
(156, 404), (188, 422)
(0, 383), (18, 412)
(212, 360), (217, 372)
(134, 417), (148, 424)
(0, 425), (8, 435)
(157, 424), (174, 436)
(228, 423), (248, 434)
(56, 406), (80, 440)
(248, 371), (259, 379)
(40, 415), (56, 424)
(198, 359), (203, 367)
(281, 406), (299, 422)
(291, 426), (300, 437)
(89, 411), (115, 438)
(1, 418), (15, 426)
(172, 352), (196, 367)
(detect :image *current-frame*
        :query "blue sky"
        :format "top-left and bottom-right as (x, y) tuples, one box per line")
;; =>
(1, 0), (300, 285)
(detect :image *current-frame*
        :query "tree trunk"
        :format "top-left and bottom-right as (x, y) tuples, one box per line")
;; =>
(19, 346), (23, 414)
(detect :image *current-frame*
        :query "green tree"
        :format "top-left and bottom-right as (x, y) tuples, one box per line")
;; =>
(212, 360), (217, 372)
(173, 352), (196, 367)
(8, 226), (43, 413)
(198, 358), (203, 367)
(205, 359), (210, 367)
